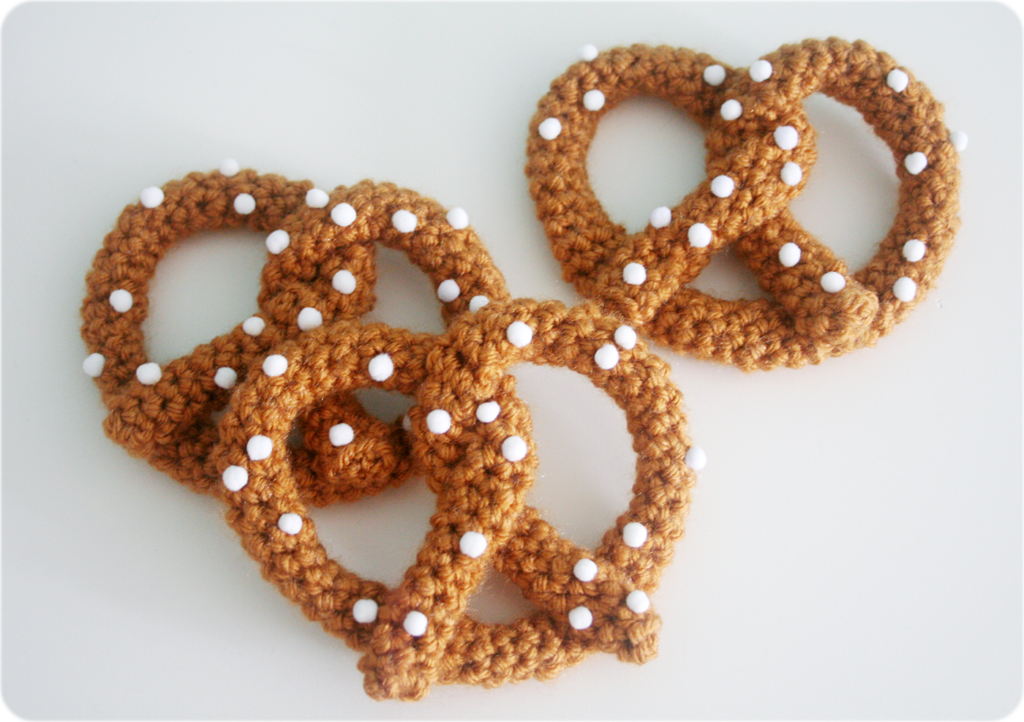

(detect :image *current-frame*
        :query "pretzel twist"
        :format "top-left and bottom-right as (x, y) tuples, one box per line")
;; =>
(80, 169), (509, 499)
(526, 39), (960, 369)
(210, 300), (697, 699)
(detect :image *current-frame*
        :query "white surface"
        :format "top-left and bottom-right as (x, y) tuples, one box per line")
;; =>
(2, 2), (1020, 719)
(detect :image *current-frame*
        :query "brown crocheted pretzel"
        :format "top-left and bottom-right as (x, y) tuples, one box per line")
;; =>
(81, 167), (509, 499)
(211, 300), (698, 699)
(526, 40), (960, 369)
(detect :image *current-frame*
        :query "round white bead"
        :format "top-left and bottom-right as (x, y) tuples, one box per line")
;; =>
(222, 465), (248, 492)
(649, 206), (671, 229)
(703, 64), (726, 86)
(469, 295), (489, 312)
(332, 269), (357, 294)
(688, 222), (712, 248)
(579, 44), (599, 61)
(135, 362), (161, 385)
(749, 59), (772, 82)
(622, 522), (648, 548)
(352, 599), (378, 624)
(774, 125), (799, 150)
(950, 130), (969, 152)
(614, 325), (637, 350)
(573, 558), (598, 583)
(476, 401), (500, 423)
(297, 307), (323, 331)
(331, 202), (357, 227)
(820, 271), (847, 293)
(904, 152), (928, 175)
(305, 188), (329, 208)
(265, 229), (290, 254)
(140, 186), (164, 209)
(213, 367), (237, 390)
(437, 279), (460, 303)
(720, 99), (742, 121)
(391, 209), (417, 233)
(506, 321), (533, 348)
(402, 414), (412, 433)
(502, 435), (528, 463)
(403, 610), (429, 637)
(710, 175), (735, 198)
(242, 316), (266, 336)
(626, 590), (651, 613)
(778, 242), (801, 268)
(622, 262), (647, 286)
(233, 193), (256, 215)
(594, 344), (619, 370)
(459, 531), (488, 559)
(83, 353), (105, 378)
(219, 158), (240, 177)
(368, 353), (394, 382)
(538, 117), (562, 140)
(780, 162), (803, 186)
(583, 89), (605, 111)
(246, 435), (273, 461)
(568, 606), (593, 630)
(893, 276), (918, 302)
(426, 409), (452, 434)
(262, 354), (288, 377)
(109, 289), (133, 313)
(277, 513), (303, 535)
(886, 68), (910, 92)
(329, 422), (354, 447)
(446, 207), (469, 229)
(685, 446), (708, 471)
(902, 239), (926, 262)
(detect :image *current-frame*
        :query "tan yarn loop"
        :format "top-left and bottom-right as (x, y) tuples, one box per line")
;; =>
(211, 300), (696, 699)
(526, 39), (960, 369)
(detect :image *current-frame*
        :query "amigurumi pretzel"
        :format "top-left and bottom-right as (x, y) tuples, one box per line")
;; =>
(525, 39), (961, 369)
(80, 166), (509, 501)
(210, 299), (699, 700)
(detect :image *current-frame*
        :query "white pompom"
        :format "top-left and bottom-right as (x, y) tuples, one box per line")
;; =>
(233, 193), (256, 215)
(459, 531), (488, 559)
(568, 606), (593, 630)
(622, 262), (647, 286)
(622, 522), (648, 548)
(329, 423), (354, 447)
(403, 611), (429, 637)
(778, 242), (801, 268)
(720, 99), (742, 121)
(594, 344), (619, 370)
(213, 367), (237, 389)
(774, 126), (799, 150)
(469, 295), (489, 312)
(626, 590), (651, 613)
(265, 230), (290, 254)
(242, 316), (266, 336)
(222, 465), (248, 492)
(437, 279), (460, 303)
(703, 64), (726, 86)
(109, 289), (133, 313)
(506, 321), (533, 348)
(82, 353), (105, 378)
(426, 409), (452, 434)
(950, 130), (969, 152)
(688, 223), (712, 248)
(501, 435), (528, 462)
(579, 44), (599, 61)
(135, 362), (161, 385)
(277, 513), (303, 535)
(219, 158), (240, 177)
(649, 206), (671, 229)
(352, 599), (378, 624)
(297, 307), (323, 331)
(614, 325), (637, 350)
(749, 60), (772, 82)
(902, 239), (926, 263)
(332, 269), (357, 294)
(263, 354), (288, 377)
(710, 175), (735, 198)
(246, 435), (273, 461)
(904, 152), (928, 175)
(886, 68), (909, 92)
(685, 446), (707, 471)
(446, 207), (469, 229)
(583, 89), (605, 111)
(392, 209), (417, 233)
(780, 162), (803, 186)
(140, 186), (164, 208)
(538, 117), (562, 140)
(305, 188), (329, 208)
(893, 276), (918, 302)
(476, 401), (500, 423)
(331, 202), (357, 227)
(820, 271), (847, 293)
(573, 558), (598, 582)
(368, 353), (394, 382)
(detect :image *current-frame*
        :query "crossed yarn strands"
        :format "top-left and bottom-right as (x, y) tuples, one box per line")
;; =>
(80, 37), (962, 699)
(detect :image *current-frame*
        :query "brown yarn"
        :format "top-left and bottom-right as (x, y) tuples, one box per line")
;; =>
(210, 300), (696, 700)
(525, 39), (960, 369)
(80, 169), (510, 501)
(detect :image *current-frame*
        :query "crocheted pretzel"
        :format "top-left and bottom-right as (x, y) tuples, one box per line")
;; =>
(81, 167), (509, 500)
(211, 300), (697, 700)
(525, 40), (960, 370)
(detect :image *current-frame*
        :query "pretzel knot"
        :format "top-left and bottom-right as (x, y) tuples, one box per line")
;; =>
(210, 299), (697, 700)
(80, 168), (509, 498)
(526, 39), (960, 369)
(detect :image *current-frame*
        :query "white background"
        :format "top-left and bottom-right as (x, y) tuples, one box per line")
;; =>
(2, 2), (1020, 719)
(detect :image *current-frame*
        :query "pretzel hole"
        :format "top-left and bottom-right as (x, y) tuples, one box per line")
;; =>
(511, 364), (635, 550)
(587, 97), (706, 232)
(465, 567), (540, 624)
(351, 388), (415, 426)
(361, 246), (446, 334)
(305, 475), (436, 587)
(688, 247), (770, 301)
(787, 94), (899, 272)
(144, 230), (265, 364)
